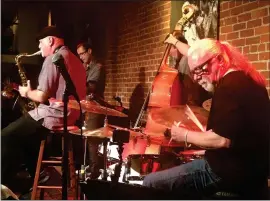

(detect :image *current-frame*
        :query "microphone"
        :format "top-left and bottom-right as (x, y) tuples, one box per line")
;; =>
(113, 96), (122, 107)
(52, 53), (80, 102)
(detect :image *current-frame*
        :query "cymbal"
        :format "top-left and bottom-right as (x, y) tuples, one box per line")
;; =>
(149, 105), (209, 131)
(108, 125), (183, 147)
(107, 124), (144, 138)
(70, 124), (144, 139)
(202, 99), (212, 112)
(70, 126), (113, 138)
(68, 100), (128, 117)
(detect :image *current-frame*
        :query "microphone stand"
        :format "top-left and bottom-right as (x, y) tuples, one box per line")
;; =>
(61, 87), (70, 200)
(52, 52), (82, 199)
(61, 83), (80, 200)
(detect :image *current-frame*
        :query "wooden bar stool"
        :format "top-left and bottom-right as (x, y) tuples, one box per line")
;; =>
(31, 126), (79, 200)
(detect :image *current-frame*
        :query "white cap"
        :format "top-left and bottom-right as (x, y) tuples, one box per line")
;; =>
(187, 38), (222, 71)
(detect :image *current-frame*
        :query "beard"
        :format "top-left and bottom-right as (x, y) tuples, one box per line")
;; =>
(198, 78), (215, 93)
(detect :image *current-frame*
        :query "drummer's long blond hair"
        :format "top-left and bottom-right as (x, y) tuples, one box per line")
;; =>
(216, 40), (266, 87)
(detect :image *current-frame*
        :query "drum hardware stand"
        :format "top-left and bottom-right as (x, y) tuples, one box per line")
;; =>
(101, 138), (109, 181)
(110, 129), (130, 184)
(100, 112), (110, 181)
(122, 157), (131, 183)
(110, 142), (124, 184)
(77, 136), (88, 182)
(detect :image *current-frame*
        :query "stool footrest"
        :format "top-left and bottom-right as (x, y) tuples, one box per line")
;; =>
(49, 157), (62, 160)
(42, 160), (62, 164)
(37, 186), (62, 189)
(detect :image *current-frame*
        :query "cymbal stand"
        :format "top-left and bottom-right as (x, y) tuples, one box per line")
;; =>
(79, 136), (87, 181)
(101, 138), (109, 181)
(101, 107), (109, 181)
(78, 138), (87, 200)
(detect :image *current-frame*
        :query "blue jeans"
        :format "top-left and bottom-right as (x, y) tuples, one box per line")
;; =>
(143, 159), (221, 198)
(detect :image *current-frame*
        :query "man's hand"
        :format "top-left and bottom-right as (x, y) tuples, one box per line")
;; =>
(170, 121), (189, 142)
(164, 34), (178, 46)
(19, 80), (31, 98)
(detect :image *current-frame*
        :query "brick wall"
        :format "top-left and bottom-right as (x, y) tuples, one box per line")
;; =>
(219, 0), (270, 95)
(104, 0), (270, 113)
(104, 1), (171, 115)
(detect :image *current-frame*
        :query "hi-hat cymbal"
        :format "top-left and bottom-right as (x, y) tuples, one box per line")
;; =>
(70, 126), (113, 138)
(150, 105), (209, 131)
(107, 124), (144, 138)
(67, 100), (127, 117)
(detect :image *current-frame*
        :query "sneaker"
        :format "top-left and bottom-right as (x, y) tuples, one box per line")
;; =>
(38, 170), (50, 184)
(25, 170), (50, 194)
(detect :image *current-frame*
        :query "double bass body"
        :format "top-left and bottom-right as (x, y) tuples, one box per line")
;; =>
(143, 5), (195, 145)
(148, 64), (184, 108)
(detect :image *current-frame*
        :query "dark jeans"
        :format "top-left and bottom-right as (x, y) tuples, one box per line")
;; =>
(143, 159), (221, 198)
(1, 114), (49, 185)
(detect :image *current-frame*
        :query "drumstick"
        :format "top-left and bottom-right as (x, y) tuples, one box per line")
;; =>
(168, 138), (173, 145)
(168, 121), (181, 145)
(185, 104), (205, 132)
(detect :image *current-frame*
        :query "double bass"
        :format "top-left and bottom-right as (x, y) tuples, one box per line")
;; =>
(149, 5), (195, 107)
(134, 5), (195, 151)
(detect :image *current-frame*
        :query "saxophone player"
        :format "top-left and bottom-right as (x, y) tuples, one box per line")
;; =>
(1, 26), (86, 195)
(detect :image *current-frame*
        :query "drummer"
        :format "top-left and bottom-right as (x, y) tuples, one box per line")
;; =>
(143, 36), (269, 199)
(76, 41), (106, 179)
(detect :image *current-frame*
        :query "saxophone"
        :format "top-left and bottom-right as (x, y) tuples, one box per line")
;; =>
(13, 51), (41, 113)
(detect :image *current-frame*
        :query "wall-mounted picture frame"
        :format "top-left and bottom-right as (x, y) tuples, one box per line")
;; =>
(171, 0), (219, 46)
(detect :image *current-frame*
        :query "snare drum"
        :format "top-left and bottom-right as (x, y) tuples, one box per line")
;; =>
(123, 154), (181, 185)
(99, 154), (181, 185)
(179, 149), (205, 163)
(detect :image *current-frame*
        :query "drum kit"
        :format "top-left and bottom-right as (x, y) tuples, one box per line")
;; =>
(66, 99), (209, 186)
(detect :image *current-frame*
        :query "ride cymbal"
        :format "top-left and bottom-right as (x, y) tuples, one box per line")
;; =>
(149, 105), (209, 131)
(67, 99), (128, 117)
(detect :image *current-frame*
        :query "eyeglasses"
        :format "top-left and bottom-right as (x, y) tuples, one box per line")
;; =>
(190, 64), (209, 78)
(190, 57), (216, 78)
(78, 51), (87, 57)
